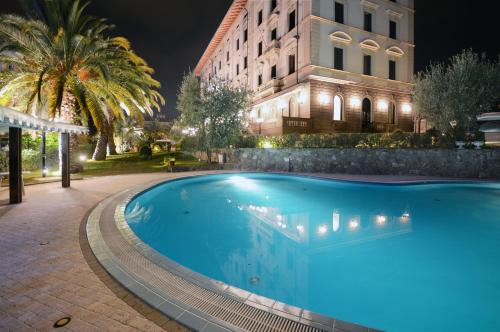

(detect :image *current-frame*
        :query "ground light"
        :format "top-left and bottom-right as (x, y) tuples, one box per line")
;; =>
(53, 317), (71, 328)
(262, 141), (273, 149)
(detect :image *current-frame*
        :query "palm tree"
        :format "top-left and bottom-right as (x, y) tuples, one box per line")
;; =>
(0, 0), (164, 161)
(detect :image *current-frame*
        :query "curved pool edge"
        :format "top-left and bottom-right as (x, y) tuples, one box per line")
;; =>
(86, 172), (496, 332)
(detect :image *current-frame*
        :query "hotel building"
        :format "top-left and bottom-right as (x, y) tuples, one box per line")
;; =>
(195, 0), (415, 135)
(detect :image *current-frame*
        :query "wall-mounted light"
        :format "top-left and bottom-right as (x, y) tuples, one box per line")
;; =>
(297, 90), (307, 104)
(377, 100), (388, 110)
(350, 97), (361, 108)
(318, 92), (330, 105)
(402, 103), (412, 113)
(277, 99), (287, 109)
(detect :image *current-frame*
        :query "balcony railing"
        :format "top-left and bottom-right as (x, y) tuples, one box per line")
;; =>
(283, 116), (312, 134)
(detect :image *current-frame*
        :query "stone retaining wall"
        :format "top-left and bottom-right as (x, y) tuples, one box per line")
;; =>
(224, 148), (500, 179)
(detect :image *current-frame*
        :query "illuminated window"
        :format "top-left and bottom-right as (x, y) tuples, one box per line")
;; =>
(333, 95), (343, 121)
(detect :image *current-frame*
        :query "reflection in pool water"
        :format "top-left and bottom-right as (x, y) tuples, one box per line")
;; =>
(125, 173), (500, 332)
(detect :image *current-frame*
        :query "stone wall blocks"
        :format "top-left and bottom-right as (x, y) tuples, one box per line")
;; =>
(224, 148), (500, 179)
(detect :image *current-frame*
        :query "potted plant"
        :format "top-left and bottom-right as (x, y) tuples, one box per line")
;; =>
(451, 122), (466, 149)
(473, 141), (484, 149)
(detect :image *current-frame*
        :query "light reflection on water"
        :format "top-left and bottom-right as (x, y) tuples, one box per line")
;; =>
(125, 174), (500, 332)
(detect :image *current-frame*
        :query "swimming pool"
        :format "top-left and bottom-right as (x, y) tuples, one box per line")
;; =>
(125, 173), (500, 331)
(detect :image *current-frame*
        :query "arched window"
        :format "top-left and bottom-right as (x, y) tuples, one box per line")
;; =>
(333, 95), (343, 121)
(289, 98), (298, 118)
(388, 102), (396, 125)
(362, 98), (372, 129)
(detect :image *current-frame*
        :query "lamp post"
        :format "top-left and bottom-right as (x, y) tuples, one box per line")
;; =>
(41, 132), (47, 178)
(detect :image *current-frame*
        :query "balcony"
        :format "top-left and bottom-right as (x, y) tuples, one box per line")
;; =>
(282, 116), (312, 134)
(264, 40), (280, 58)
(257, 78), (282, 98)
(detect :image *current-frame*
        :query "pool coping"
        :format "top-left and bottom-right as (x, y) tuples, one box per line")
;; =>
(86, 172), (500, 332)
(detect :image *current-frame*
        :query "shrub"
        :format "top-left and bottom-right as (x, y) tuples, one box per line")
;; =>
(0, 151), (7, 172)
(22, 149), (42, 171)
(178, 136), (199, 152)
(243, 132), (449, 149)
(139, 146), (153, 160)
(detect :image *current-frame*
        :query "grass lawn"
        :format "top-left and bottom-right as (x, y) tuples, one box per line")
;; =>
(80, 151), (203, 177)
(0, 152), (203, 188)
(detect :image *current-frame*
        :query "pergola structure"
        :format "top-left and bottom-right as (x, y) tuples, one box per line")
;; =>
(0, 106), (88, 204)
(478, 112), (500, 145)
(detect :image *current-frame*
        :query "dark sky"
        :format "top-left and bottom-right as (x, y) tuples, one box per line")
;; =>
(2, 1), (499, 119)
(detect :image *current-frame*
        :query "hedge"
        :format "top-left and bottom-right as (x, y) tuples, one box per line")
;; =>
(233, 131), (448, 149)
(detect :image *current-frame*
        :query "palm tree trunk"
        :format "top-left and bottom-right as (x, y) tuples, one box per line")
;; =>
(107, 116), (118, 155)
(60, 92), (80, 157)
(93, 127), (108, 161)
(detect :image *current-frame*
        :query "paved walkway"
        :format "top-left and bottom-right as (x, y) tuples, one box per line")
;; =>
(0, 171), (472, 331)
(0, 173), (193, 331)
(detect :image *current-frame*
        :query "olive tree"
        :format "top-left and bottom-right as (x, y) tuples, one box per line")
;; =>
(414, 50), (500, 136)
(177, 72), (251, 162)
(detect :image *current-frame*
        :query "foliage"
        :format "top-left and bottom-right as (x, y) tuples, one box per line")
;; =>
(414, 50), (500, 137)
(0, 0), (164, 127)
(178, 136), (199, 152)
(139, 145), (153, 160)
(177, 72), (251, 160)
(231, 131), (452, 149)
(143, 120), (171, 144)
(0, 151), (7, 172)
(22, 132), (59, 150)
(0, 0), (165, 161)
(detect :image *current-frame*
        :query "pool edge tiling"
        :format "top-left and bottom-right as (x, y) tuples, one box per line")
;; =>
(86, 174), (385, 332)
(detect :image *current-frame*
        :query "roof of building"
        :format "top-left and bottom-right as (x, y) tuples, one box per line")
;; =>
(477, 112), (500, 122)
(194, 0), (247, 76)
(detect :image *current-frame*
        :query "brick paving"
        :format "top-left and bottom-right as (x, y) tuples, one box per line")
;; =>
(0, 173), (191, 331)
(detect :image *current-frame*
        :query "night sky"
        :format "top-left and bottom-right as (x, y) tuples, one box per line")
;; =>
(2, 0), (499, 119)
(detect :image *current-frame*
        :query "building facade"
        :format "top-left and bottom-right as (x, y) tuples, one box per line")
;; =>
(195, 0), (415, 135)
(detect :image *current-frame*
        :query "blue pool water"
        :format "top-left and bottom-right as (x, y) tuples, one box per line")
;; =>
(125, 173), (500, 331)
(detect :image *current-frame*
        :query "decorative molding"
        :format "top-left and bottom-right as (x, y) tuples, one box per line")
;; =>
(386, 9), (403, 19)
(386, 46), (405, 57)
(311, 16), (415, 47)
(329, 31), (353, 44)
(360, 39), (381, 51)
(361, 0), (380, 11)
